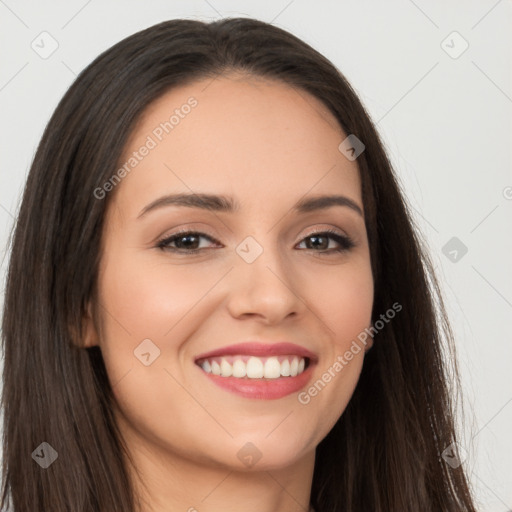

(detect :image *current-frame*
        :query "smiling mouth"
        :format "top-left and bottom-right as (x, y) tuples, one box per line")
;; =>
(196, 355), (310, 379)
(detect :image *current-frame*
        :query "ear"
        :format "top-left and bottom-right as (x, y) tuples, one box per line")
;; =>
(364, 335), (374, 352)
(81, 300), (100, 348)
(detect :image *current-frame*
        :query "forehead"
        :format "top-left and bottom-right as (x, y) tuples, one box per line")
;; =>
(111, 73), (362, 217)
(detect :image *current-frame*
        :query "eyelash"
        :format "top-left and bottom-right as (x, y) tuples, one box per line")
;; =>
(156, 228), (355, 255)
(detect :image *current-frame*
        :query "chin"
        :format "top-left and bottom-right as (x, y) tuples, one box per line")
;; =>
(221, 434), (314, 472)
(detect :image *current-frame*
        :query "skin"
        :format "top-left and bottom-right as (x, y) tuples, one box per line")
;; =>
(83, 72), (374, 512)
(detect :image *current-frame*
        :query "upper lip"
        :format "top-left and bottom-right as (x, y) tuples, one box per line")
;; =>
(194, 342), (318, 363)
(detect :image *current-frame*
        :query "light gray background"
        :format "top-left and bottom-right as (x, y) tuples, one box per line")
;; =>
(0, 1), (511, 511)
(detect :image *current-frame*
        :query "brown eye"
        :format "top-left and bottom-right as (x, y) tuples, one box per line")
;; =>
(297, 231), (355, 254)
(157, 231), (219, 252)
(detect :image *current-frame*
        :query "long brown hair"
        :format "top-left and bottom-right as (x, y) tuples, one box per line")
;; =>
(1, 17), (477, 511)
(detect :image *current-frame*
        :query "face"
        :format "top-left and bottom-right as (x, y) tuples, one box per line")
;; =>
(84, 73), (374, 474)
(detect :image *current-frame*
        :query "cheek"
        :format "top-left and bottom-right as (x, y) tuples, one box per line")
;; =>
(98, 252), (209, 339)
(94, 253), (210, 436)
(93, 252), (197, 386)
(309, 257), (374, 347)
(333, 274), (373, 352)
(297, 257), (373, 423)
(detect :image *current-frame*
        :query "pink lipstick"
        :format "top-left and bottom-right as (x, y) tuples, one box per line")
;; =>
(194, 342), (317, 400)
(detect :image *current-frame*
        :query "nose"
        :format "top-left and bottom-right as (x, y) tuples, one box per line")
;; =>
(225, 241), (304, 325)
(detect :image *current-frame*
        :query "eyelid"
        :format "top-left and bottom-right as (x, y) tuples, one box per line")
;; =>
(155, 227), (220, 248)
(158, 223), (350, 240)
(300, 225), (348, 239)
(155, 224), (218, 242)
(156, 225), (349, 243)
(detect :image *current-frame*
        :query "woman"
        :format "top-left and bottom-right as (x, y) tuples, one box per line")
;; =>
(1, 17), (477, 511)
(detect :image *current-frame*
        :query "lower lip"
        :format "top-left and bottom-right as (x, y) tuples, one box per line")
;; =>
(197, 363), (315, 400)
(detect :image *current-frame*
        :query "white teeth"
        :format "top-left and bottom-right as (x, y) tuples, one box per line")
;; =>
(263, 357), (281, 379)
(246, 357), (264, 378)
(220, 358), (232, 377)
(232, 359), (246, 378)
(198, 355), (308, 379)
(281, 359), (291, 376)
(211, 360), (221, 375)
(290, 357), (299, 376)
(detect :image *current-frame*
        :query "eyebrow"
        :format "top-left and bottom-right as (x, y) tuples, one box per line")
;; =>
(137, 192), (364, 219)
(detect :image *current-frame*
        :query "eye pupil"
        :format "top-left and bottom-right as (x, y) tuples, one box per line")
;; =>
(307, 235), (328, 250)
(176, 234), (199, 249)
